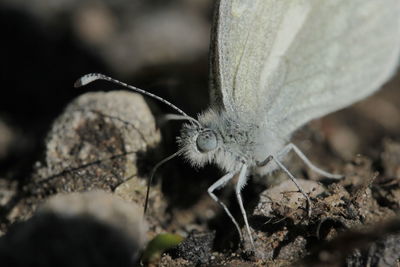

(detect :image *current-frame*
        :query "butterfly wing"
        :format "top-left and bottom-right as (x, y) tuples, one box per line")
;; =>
(210, 0), (400, 136)
(210, 0), (292, 115)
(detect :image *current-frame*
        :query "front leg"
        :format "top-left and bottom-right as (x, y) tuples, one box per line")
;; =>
(207, 172), (242, 241)
(235, 163), (255, 250)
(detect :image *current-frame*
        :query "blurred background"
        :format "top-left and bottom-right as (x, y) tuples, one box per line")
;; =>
(0, 0), (214, 184)
(1, 0), (400, 205)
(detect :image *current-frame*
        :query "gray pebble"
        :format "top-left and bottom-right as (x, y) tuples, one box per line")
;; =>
(0, 191), (148, 266)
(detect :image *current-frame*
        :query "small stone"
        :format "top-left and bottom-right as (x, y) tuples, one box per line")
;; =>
(33, 91), (160, 191)
(39, 190), (148, 247)
(253, 179), (324, 218)
(171, 230), (215, 265)
(0, 191), (148, 266)
(9, 91), (162, 223)
(245, 179), (325, 259)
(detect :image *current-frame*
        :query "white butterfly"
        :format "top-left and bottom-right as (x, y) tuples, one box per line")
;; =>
(76, 0), (400, 249)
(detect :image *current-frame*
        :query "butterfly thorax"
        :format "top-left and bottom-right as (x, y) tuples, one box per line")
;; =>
(178, 108), (286, 174)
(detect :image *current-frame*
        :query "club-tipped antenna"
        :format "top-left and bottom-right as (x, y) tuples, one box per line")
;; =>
(143, 149), (183, 215)
(75, 73), (201, 127)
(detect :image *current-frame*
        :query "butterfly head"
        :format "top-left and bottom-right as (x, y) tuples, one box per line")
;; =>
(177, 121), (221, 168)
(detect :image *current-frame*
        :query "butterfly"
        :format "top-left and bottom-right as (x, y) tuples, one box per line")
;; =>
(76, 0), (400, 249)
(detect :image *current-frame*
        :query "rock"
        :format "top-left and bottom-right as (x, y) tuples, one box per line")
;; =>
(0, 191), (148, 267)
(34, 90), (159, 191)
(253, 179), (325, 218)
(7, 91), (163, 224)
(171, 230), (215, 265)
(39, 190), (148, 247)
(245, 179), (324, 259)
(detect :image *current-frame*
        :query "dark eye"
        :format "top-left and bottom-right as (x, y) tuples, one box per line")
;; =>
(196, 130), (217, 153)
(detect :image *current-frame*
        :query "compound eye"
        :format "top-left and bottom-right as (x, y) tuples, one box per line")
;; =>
(196, 130), (217, 153)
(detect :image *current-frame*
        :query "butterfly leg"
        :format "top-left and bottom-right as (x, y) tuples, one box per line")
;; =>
(281, 143), (343, 179)
(235, 163), (255, 250)
(207, 172), (243, 241)
(257, 154), (312, 216)
(271, 157), (312, 217)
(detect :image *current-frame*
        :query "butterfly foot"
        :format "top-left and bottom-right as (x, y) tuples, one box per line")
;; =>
(305, 194), (312, 218)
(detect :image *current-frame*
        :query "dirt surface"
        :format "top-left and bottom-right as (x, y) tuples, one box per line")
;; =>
(1, 1), (400, 266)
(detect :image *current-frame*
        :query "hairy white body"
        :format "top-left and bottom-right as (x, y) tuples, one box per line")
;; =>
(179, 108), (285, 175)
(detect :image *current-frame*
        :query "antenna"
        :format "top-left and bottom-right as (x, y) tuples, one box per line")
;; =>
(75, 73), (198, 215)
(75, 73), (201, 127)
(143, 149), (183, 214)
